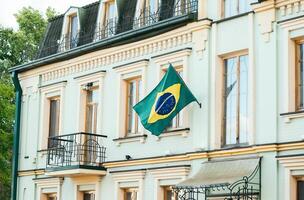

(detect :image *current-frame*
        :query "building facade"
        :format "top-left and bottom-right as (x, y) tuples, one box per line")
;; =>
(9, 0), (304, 199)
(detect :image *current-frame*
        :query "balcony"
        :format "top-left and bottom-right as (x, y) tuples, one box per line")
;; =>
(46, 132), (107, 177)
(37, 0), (198, 58)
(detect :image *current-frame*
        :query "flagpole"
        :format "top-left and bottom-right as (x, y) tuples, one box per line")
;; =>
(168, 62), (202, 109)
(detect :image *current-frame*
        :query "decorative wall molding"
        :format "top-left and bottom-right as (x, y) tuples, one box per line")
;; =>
(40, 31), (193, 83)
(276, 0), (304, 17)
(253, 1), (276, 42)
(111, 170), (146, 200)
(278, 155), (304, 200)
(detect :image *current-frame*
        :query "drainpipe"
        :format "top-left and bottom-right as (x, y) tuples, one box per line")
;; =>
(11, 71), (22, 200)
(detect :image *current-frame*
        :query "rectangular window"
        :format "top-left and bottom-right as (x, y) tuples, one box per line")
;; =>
(83, 191), (95, 200)
(126, 77), (142, 135)
(104, 1), (116, 37)
(48, 97), (60, 147)
(85, 84), (99, 134)
(70, 15), (78, 48)
(298, 181), (304, 200)
(224, 0), (252, 18)
(223, 54), (249, 146)
(46, 193), (57, 200)
(296, 42), (304, 110)
(163, 186), (177, 200)
(124, 188), (138, 200)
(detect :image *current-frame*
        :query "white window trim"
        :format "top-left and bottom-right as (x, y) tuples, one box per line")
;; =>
(149, 166), (190, 200)
(114, 60), (148, 144)
(278, 155), (304, 200)
(60, 7), (81, 51)
(213, 49), (255, 148)
(280, 18), (304, 123)
(153, 49), (192, 140)
(39, 82), (66, 150)
(34, 177), (63, 200)
(75, 71), (105, 134)
(72, 176), (101, 200)
(111, 170), (146, 200)
(96, 0), (118, 37)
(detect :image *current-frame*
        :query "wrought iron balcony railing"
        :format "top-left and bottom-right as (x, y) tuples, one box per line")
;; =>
(37, 0), (198, 58)
(46, 132), (107, 169)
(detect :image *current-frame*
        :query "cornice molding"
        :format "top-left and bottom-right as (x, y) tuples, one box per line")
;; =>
(18, 20), (211, 82)
(18, 141), (304, 177)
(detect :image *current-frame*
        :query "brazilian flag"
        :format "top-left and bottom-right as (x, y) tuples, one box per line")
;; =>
(133, 64), (200, 136)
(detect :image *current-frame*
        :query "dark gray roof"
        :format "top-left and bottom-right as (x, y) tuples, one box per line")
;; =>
(10, 0), (200, 73)
(78, 1), (100, 46)
(37, 1), (100, 59)
(37, 15), (64, 58)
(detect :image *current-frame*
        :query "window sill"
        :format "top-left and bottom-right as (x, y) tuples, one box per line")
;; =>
(156, 128), (190, 141)
(280, 110), (304, 123)
(113, 134), (147, 146)
(220, 143), (250, 150)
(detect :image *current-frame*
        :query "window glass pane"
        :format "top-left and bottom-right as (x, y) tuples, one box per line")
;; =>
(239, 0), (251, 14)
(149, 0), (157, 13)
(298, 181), (304, 200)
(108, 2), (116, 19)
(70, 15), (78, 48)
(46, 193), (57, 200)
(299, 43), (304, 109)
(224, 0), (238, 17)
(124, 189), (138, 200)
(49, 98), (60, 138)
(239, 55), (249, 143)
(85, 87), (99, 133)
(127, 79), (141, 134)
(84, 192), (95, 200)
(224, 57), (238, 145)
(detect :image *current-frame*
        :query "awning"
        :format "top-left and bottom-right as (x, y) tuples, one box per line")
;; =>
(177, 157), (260, 188)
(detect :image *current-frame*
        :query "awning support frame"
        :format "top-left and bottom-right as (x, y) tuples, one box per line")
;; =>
(173, 159), (261, 200)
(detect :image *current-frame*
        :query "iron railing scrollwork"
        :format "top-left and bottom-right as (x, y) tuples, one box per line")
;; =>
(46, 132), (106, 169)
(37, 0), (198, 58)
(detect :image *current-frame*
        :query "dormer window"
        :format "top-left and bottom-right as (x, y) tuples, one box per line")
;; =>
(60, 8), (80, 51)
(69, 14), (78, 49)
(97, 0), (117, 39)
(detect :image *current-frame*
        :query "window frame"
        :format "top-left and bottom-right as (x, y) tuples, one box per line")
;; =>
(60, 7), (80, 51)
(123, 187), (138, 200)
(125, 76), (142, 136)
(149, 166), (190, 200)
(48, 96), (61, 138)
(295, 40), (304, 111)
(75, 72), (105, 134)
(114, 60), (148, 141)
(96, 0), (118, 40)
(222, 0), (253, 18)
(73, 176), (100, 200)
(84, 84), (100, 134)
(39, 82), (66, 150)
(163, 186), (177, 200)
(222, 53), (249, 147)
(111, 170), (145, 200)
(34, 178), (63, 200)
(68, 13), (79, 49)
